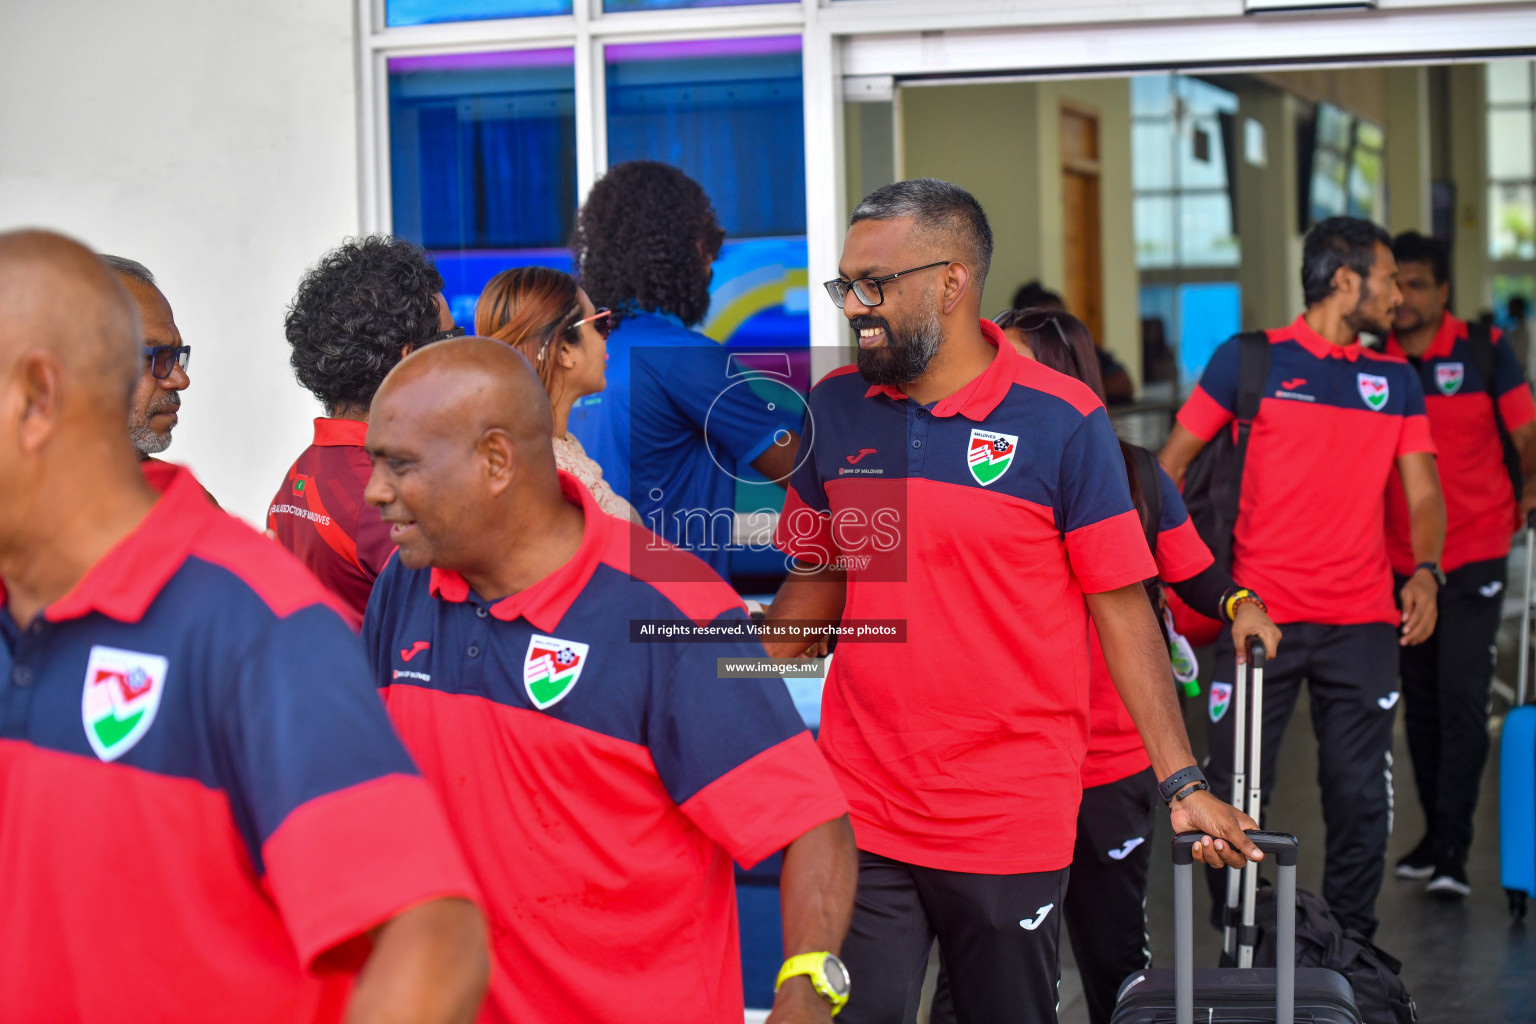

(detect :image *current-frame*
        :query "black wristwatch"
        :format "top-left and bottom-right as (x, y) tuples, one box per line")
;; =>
(1414, 561), (1446, 587)
(1157, 765), (1208, 804)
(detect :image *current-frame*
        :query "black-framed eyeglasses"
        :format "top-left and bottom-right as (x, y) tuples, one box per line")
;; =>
(568, 307), (613, 341)
(823, 261), (954, 309)
(432, 326), (466, 342)
(142, 344), (191, 380)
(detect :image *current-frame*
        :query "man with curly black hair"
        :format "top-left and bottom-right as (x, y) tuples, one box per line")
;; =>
(268, 235), (457, 624)
(567, 161), (799, 579)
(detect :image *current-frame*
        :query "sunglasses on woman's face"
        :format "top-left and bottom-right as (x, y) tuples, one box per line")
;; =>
(569, 307), (613, 341)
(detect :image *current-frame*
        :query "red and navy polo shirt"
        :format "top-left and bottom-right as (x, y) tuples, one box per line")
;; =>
(1083, 463), (1214, 789)
(0, 466), (478, 1024)
(1177, 315), (1434, 626)
(1383, 312), (1536, 574)
(773, 319), (1156, 875)
(364, 472), (848, 1024)
(269, 418), (394, 626)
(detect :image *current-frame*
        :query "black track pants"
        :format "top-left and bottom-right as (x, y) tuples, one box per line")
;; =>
(1396, 558), (1506, 866)
(1202, 622), (1400, 938)
(838, 849), (1068, 1024)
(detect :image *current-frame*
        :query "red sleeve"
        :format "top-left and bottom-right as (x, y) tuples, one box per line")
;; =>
(1154, 518), (1215, 584)
(1397, 414), (1437, 458)
(1500, 383), (1536, 432)
(354, 503), (396, 580)
(677, 732), (849, 870)
(1175, 387), (1234, 443)
(774, 486), (838, 566)
(1065, 509), (1157, 594)
(261, 773), (480, 969)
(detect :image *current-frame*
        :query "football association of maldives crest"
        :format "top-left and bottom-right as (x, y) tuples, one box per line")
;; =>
(1435, 362), (1465, 396)
(967, 429), (1019, 486)
(523, 635), (590, 710)
(1209, 681), (1233, 723)
(81, 645), (168, 761)
(1356, 373), (1389, 411)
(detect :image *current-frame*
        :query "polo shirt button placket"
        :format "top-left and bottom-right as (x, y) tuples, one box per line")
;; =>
(908, 405), (931, 476)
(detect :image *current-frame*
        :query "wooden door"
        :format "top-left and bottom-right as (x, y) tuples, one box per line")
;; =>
(1060, 105), (1104, 345)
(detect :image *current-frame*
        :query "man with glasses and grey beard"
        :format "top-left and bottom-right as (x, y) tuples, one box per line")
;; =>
(764, 179), (1261, 1023)
(100, 256), (191, 492)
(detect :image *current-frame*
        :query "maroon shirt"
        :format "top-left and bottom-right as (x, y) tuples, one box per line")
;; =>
(268, 418), (392, 626)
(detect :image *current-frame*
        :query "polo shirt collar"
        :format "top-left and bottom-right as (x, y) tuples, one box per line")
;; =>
(1288, 314), (1365, 362)
(862, 318), (1016, 422)
(36, 466), (214, 625)
(427, 471), (607, 633)
(1385, 310), (1460, 361)
(312, 417), (369, 447)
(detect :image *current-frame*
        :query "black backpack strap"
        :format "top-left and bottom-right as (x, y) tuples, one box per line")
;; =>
(1467, 321), (1524, 500)
(1129, 444), (1163, 558)
(1235, 330), (1271, 423)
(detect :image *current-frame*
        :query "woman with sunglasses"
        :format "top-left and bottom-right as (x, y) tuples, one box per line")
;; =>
(476, 267), (637, 523)
(932, 308), (1282, 1024)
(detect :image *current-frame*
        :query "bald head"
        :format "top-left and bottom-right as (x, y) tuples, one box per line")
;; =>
(365, 337), (570, 574)
(377, 335), (554, 452)
(0, 230), (140, 413)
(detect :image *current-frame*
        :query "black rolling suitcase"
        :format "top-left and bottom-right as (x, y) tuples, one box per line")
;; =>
(1110, 639), (1364, 1023)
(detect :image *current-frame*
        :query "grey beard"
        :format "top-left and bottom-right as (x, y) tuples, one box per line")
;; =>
(856, 306), (944, 388)
(130, 422), (173, 455)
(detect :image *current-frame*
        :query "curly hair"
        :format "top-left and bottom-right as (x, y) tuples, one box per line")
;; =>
(572, 161), (724, 329)
(475, 266), (584, 401)
(285, 236), (445, 414)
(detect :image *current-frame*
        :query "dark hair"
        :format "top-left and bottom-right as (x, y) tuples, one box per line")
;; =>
(1392, 231), (1449, 286)
(285, 236), (445, 414)
(1510, 295), (1529, 318)
(1011, 280), (1063, 312)
(99, 254), (156, 288)
(476, 266), (584, 399)
(995, 307), (1106, 403)
(995, 306), (1147, 511)
(851, 178), (993, 291)
(573, 161), (724, 329)
(1302, 216), (1392, 307)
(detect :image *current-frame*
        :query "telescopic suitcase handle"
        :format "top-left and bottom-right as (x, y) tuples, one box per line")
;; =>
(1173, 830), (1299, 1024)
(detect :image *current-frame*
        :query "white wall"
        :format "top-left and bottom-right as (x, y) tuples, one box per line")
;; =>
(0, 0), (360, 523)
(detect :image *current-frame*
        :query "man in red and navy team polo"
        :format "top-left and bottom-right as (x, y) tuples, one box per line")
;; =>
(361, 337), (857, 1024)
(0, 231), (488, 1024)
(1383, 231), (1536, 897)
(765, 179), (1261, 1024)
(1161, 216), (1447, 937)
(269, 236), (459, 625)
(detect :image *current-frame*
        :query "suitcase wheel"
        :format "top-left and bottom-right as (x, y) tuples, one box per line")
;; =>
(1507, 889), (1528, 923)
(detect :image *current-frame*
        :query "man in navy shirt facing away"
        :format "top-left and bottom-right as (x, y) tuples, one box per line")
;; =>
(569, 161), (800, 578)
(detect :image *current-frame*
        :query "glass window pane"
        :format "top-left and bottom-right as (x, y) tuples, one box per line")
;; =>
(1178, 192), (1240, 267)
(1134, 196), (1175, 269)
(1132, 75), (1174, 118)
(1490, 182), (1536, 261)
(388, 50), (577, 325)
(606, 37), (804, 238)
(1132, 122), (1174, 191)
(1177, 114), (1229, 190)
(1487, 60), (1534, 105)
(606, 0), (794, 8)
(386, 0), (571, 26)
(1489, 108), (1535, 180)
(1309, 148), (1349, 224)
(1316, 103), (1353, 152)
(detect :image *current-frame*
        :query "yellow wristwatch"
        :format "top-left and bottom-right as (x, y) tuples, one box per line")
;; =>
(775, 952), (851, 1016)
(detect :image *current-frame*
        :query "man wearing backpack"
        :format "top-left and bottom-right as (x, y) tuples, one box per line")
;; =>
(1384, 232), (1536, 899)
(1160, 216), (1447, 938)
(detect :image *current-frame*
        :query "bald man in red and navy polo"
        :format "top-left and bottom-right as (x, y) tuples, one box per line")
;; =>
(361, 337), (856, 1024)
(1162, 217), (1446, 936)
(768, 179), (1257, 1024)
(0, 229), (486, 1024)
(1381, 232), (1536, 893)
